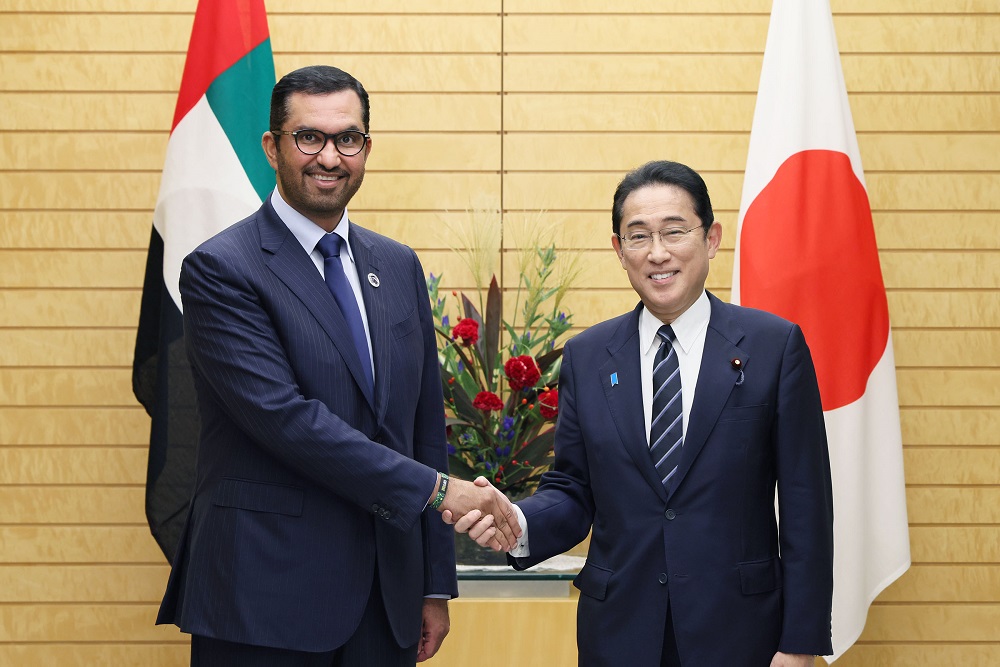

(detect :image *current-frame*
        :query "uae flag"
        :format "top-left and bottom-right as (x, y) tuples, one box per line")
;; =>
(132, 0), (274, 563)
(732, 0), (910, 660)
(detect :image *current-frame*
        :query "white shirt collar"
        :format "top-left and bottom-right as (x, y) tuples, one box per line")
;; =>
(639, 291), (711, 356)
(269, 188), (354, 261)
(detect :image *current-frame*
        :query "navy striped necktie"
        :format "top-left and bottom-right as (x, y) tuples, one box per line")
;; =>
(650, 325), (683, 489)
(316, 233), (374, 403)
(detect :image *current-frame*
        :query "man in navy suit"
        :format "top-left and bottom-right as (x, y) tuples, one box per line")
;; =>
(156, 65), (519, 666)
(450, 161), (834, 666)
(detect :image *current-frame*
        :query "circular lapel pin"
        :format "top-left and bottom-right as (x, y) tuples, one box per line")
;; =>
(367, 273), (380, 288)
(731, 358), (743, 370)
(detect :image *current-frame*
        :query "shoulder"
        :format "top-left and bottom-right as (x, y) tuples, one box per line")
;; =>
(710, 293), (798, 337)
(350, 222), (415, 258)
(565, 308), (638, 353)
(190, 206), (266, 259)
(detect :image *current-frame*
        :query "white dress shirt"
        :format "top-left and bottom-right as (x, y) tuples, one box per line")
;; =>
(510, 291), (712, 558)
(270, 189), (375, 379)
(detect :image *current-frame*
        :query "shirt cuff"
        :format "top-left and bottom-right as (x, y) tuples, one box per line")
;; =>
(509, 503), (531, 558)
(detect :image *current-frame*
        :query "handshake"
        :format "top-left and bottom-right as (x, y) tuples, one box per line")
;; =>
(431, 475), (521, 552)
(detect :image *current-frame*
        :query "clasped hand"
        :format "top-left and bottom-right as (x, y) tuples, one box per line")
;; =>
(438, 476), (520, 552)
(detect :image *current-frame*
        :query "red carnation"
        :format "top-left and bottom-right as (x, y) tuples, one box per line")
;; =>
(452, 318), (480, 346)
(538, 388), (559, 419)
(504, 355), (541, 391)
(472, 391), (504, 412)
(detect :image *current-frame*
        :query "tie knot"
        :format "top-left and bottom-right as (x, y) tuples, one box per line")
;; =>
(316, 233), (344, 259)
(656, 324), (676, 345)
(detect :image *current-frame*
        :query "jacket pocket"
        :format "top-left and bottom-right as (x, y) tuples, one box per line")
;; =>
(738, 557), (782, 595)
(392, 308), (419, 339)
(573, 561), (613, 601)
(212, 478), (304, 516)
(718, 403), (769, 423)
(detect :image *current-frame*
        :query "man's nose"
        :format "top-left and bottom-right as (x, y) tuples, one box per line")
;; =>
(315, 141), (342, 168)
(647, 233), (674, 261)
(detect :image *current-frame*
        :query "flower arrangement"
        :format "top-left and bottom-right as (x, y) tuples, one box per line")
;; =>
(428, 213), (578, 496)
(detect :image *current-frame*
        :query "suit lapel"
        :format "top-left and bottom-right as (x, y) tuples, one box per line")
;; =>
(667, 293), (748, 499)
(257, 202), (376, 413)
(347, 227), (389, 425)
(601, 305), (668, 500)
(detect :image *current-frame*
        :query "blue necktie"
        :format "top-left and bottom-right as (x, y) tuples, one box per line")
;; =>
(649, 325), (683, 489)
(316, 233), (374, 403)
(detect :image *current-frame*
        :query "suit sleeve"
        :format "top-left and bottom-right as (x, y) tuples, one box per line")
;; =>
(179, 247), (438, 534)
(775, 324), (835, 655)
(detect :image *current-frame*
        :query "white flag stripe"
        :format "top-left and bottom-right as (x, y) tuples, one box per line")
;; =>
(824, 340), (910, 657)
(154, 95), (262, 312)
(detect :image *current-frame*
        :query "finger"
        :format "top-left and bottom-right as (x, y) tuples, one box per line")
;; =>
(416, 636), (428, 662)
(493, 489), (522, 538)
(467, 513), (495, 541)
(489, 496), (519, 547)
(452, 509), (482, 534)
(475, 526), (498, 548)
(440, 509), (454, 524)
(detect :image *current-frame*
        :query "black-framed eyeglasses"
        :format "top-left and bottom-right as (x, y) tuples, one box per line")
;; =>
(270, 129), (369, 156)
(616, 226), (703, 251)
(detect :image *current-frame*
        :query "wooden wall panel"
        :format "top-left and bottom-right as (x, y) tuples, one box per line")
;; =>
(879, 565), (1000, 602)
(0, 0), (996, 664)
(0, 408), (150, 446)
(0, 448), (146, 485)
(0, 92), (502, 132)
(3, 133), (501, 172)
(0, 526), (167, 563)
(0, 292), (141, 329)
(901, 408), (1000, 446)
(909, 527), (1000, 562)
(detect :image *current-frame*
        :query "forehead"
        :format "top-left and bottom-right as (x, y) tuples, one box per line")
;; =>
(285, 90), (364, 131)
(621, 183), (699, 226)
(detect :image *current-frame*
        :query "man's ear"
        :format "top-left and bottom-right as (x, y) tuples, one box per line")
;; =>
(706, 221), (723, 259)
(611, 234), (626, 266)
(261, 131), (279, 170)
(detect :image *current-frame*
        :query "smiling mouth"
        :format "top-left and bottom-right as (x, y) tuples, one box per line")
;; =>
(650, 271), (678, 280)
(309, 172), (344, 183)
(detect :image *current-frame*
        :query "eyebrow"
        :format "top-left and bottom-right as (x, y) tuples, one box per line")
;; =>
(294, 125), (364, 133)
(624, 215), (688, 228)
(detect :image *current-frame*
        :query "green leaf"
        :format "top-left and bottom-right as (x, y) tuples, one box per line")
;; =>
(535, 348), (563, 374)
(483, 276), (502, 390)
(514, 429), (556, 467)
(447, 456), (479, 481)
(442, 369), (481, 424)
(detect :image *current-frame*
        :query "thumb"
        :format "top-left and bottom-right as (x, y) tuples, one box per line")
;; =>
(473, 475), (491, 488)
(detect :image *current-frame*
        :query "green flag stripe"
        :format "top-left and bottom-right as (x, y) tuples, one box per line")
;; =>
(206, 38), (276, 201)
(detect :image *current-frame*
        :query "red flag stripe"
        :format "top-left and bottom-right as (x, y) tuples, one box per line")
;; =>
(172, 0), (270, 131)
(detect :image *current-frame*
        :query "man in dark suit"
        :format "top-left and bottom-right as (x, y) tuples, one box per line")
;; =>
(156, 65), (519, 666)
(449, 161), (834, 666)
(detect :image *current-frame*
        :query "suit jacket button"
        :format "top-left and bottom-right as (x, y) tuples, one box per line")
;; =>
(658, 573), (668, 585)
(664, 509), (676, 520)
(372, 504), (380, 514)
(384, 511), (392, 519)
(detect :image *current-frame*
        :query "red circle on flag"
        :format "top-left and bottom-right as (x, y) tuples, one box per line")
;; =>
(739, 150), (889, 411)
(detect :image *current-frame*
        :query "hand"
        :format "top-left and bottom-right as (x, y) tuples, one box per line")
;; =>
(416, 598), (449, 662)
(442, 477), (513, 552)
(770, 652), (815, 667)
(438, 476), (521, 550)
